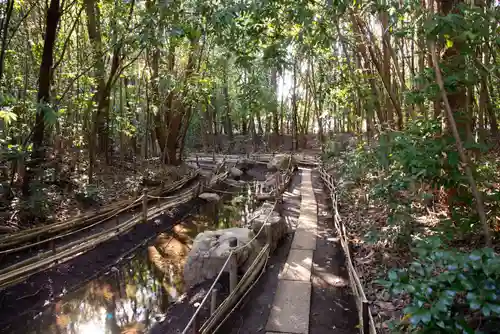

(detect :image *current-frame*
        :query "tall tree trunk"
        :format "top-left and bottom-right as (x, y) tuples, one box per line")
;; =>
(24, 0), (61, 194)
(431, 41), (491, 247)
(439, 0), (469, 141)
(309, 59), (325, 150)
(291, 59), (298, 151)
(381, 6), (393, 127)
(222, 60), (233, 147)
(0, 0), (14, 84)
(347, 17), (384, 128)
(352, 12), (403, 129)
(176, 35), (200, 162)
(84, 0), (106, 181)
(271, 68), (279, 148)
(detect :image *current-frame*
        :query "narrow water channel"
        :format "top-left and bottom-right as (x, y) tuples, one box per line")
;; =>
(4, 183), (259, 334)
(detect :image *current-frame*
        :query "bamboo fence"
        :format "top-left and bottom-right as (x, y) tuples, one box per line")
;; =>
(319, 166), (377, 334)
(0, 171), (199, 251)
(0, 170), (228, 290)
(182, 200), (278, 334)
(187, 152), (319, 167)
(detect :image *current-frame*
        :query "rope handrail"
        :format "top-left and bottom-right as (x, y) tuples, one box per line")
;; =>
(232, 199), (276, 254)
(0, 170), (226, 290)
(181, 198), (278, 334)
(181, 252), (234, 334)
(0, 171), (199, 248)
(181, 155), (296, 333)
(211, 246), (270, 333)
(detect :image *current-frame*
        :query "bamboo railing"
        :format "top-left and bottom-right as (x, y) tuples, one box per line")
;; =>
(319, 166), (377, 334)
(0, 171), (199, 252)
(181, 200), (277, 334)
(0, 170), (228, 290)
(181, 158), (296, 334)
(186, 152), (319, 167)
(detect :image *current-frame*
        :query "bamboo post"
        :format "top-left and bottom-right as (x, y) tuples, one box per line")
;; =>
(228, 237), (238, 293)
(266, 221), (273, 248)
(142, 188), (148, 223)
(210, 288), (218, 315)
(362, 301), (370, 334)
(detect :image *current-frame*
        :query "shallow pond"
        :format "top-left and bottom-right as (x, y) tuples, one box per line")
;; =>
(7, 183), (259, 334)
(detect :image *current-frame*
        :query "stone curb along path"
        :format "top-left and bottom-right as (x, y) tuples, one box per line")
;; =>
(266, 168), (317, 334)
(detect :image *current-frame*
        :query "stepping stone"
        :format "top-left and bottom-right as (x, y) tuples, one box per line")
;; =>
(291, 228), (316, 250)
(280, 249), (313, 281)
(266, 280), (311, 334)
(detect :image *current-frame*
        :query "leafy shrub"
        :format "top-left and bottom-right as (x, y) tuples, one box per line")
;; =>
(75, 184), (102, 207)
(380, 236), (500, 333)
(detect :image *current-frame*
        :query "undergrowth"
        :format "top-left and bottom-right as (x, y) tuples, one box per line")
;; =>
(327, 119), (500, 333)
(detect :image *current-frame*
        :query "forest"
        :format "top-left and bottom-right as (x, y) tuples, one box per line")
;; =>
(0, 0), (499, 332)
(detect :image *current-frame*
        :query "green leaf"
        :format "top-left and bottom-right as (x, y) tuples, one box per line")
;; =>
(410, 261), (425, 276)
(388, 270), (398, 281)
(482, 304), (491, 317)
(0, 107), (17, 125)
(38, 103), (58, 125)
(489, 303), (500, 314)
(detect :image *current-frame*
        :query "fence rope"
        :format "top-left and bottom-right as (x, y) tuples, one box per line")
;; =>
(181, 155), (295, 334)
(181, 198), (278, 334)
(0, 171), (225, 290)
(319, 166), (377, 334)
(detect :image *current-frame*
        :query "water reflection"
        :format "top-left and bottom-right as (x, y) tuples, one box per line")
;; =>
(22, 185), (256, 334)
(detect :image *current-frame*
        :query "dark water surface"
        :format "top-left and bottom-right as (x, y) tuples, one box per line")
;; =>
(4, 184), (258, 334)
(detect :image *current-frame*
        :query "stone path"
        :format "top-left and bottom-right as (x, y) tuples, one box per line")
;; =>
(266, 168), (317, 334)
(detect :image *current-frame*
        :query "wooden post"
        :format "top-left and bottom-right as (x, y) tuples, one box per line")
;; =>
(228, 237), (238, 293)
(142, 188), (148, 223)
(196, 154), (199, 167)
(211, 288), (218, 315)
(266, 221), (273, 248)
(362, 300), (370, 334)
(278, 172), (282, 192)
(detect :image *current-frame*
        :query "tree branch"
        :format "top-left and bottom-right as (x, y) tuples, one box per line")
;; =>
(430, 41), (491, 247)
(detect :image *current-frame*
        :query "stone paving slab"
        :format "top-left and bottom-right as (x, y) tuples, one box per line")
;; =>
(266, 168), (317, 334)
(265, 280), (311, 334)
(291, 228), (317, 250)
(279, 249), (313, 281)
(297, 216), (317, 231)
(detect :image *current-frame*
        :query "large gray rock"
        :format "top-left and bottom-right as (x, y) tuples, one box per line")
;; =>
(199, 192), (221, 202)
(183, 227), (262, 288)
(251, 210), (287, 252)
(264, 172), (278, 187)
(230, 167), (243, 178)
(267, 154), (292, 170)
